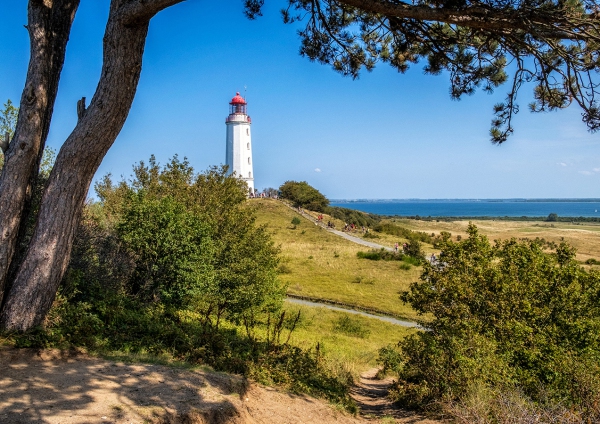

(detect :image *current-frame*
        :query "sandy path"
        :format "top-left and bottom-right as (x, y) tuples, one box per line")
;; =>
(350, 369), (440, 423)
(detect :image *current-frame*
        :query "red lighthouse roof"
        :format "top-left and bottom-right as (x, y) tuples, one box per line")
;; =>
(230, 92), (247, 105)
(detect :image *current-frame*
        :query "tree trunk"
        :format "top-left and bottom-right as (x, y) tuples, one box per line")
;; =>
(0, 0), (79, 307)
(0, 1), (151, 331)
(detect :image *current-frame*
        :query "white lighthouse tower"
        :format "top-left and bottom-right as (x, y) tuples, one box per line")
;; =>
(225, 92), (254, 195)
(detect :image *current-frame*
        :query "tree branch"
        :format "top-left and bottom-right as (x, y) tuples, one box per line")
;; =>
(118, 0), (186, 25)
(336, 0), (599, 41)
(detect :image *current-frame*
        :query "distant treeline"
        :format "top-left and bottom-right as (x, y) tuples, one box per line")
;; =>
(393, 215), (600, 223)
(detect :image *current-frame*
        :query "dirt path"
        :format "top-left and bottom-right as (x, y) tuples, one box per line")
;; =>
(0, 348), (440, 424)
(350, 369), (440, 423)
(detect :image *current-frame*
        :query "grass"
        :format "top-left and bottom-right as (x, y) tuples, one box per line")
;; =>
(385, 217), (600, 265)
(251, 199), (423, 320)
(279, 302), (415, 373)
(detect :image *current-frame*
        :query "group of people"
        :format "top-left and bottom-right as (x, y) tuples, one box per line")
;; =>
(393, 242), (409, 253)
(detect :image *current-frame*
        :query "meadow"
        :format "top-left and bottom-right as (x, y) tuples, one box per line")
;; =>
(251, 199), (422, 320)
(388, 217), (600, 264)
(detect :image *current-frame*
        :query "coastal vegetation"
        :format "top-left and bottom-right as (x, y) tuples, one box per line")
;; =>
(3, 168), (600, 421)
(6, 158), (368, 410)
(380, 225), (600, 421)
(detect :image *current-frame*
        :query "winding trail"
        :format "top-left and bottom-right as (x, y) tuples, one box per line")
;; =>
(281, 201), (393, 250)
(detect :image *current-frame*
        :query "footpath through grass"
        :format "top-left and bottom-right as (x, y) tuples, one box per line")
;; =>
(251, 199), (422, 321)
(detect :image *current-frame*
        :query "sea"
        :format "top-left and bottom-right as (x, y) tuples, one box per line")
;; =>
(329, 199), (600, 218)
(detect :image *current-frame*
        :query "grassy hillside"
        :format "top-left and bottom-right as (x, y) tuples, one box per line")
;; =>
(250, 198), (422, 320)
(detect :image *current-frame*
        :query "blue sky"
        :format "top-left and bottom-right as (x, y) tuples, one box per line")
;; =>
(1, 2), (599, 199)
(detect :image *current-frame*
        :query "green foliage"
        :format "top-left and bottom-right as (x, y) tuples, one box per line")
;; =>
(333, 315), (370, 338)
(0, 99), (19, 168)
(326, 206), (380, 227)
(546, 212), (558, 222)
(586, 258), (600, 265)
(279, 180), (329, 212)
(99, 156), (284, 326)
(11, 155), (358, 411)
(291, 216), (301, 226)
(402, 238), (424, 260)
(374, 222), (433, 244)
(357, 249), (403, 261)
(249, 344), (356, 412)
(0, 99), (18, 138)
(117, 193), (214, 308)
(250, 0), (600, 142)
(382, 224), (600, 419)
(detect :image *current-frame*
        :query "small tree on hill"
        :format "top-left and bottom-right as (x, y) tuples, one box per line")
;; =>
(279, 180), (329, 212)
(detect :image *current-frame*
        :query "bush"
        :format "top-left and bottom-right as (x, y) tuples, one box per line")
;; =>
(279, 180), (329, 212)
(333, 315), (370, 338)
(381, 224), (600, 420)
(357, 249), (403, 261)
(585, 258), (600, 265)
(11, 158), (358, 412)
(325, 206), (380, 227)
(373, 222), (433, 244)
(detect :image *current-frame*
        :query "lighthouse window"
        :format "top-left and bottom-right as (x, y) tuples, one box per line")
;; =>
(247, 142), (250, 150)
(249, 172), (252, 178)
(246, 129), (249, 136)
(248, 157), (251, 164)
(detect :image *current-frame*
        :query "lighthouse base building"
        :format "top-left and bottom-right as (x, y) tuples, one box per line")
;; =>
(225, 92), (254, 195)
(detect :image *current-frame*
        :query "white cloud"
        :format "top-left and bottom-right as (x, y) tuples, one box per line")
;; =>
(594, 167), (600, 172)
(558, 162), (567, 167)
(579, 170), (593, 175)
(314, 168), (321, 173)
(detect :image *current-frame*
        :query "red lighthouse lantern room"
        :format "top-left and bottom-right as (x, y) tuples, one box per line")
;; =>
(229, 92), (247, 115)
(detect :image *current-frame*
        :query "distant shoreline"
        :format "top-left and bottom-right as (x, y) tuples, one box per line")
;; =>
(331, 198), (600, 203)
(329, 199), (600, 219)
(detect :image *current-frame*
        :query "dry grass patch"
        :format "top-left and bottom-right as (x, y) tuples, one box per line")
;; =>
(387, 218), (600, 265)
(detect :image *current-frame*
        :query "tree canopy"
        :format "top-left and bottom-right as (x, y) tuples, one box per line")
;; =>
(279, 180), (330, 211)
(248, 0), (600, 142)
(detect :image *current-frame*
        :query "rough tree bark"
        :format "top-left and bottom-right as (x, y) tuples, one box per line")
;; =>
(0, 0), (183, 331)
(0, 0), (79, 306)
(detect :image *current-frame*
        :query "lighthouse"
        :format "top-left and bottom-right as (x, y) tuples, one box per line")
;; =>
(225, 92), (254, 195)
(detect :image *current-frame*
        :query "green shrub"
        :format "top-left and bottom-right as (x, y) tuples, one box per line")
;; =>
(291, 216), (301, 226)
(373, 223), (433, 244)
(585, 258), (600, 265)
(333, 315), (370, 338)
(381, 224), (600, 420)
(399, 263), (411, 271)
(401, 255), (422, 266)
(357, 249), (402, 261)
(279, 181), (329, 212)
(325, 206), (380, 227)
